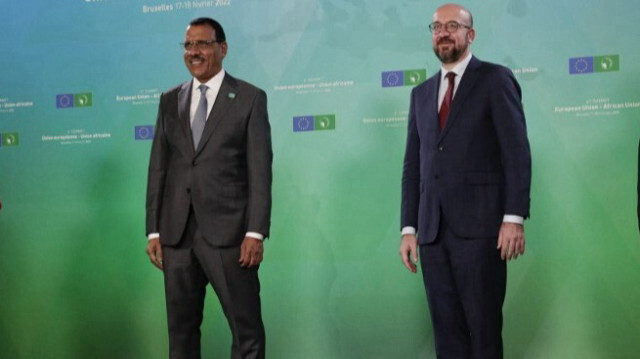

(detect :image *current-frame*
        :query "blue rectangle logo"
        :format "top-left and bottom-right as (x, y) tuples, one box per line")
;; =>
(381, 71), (404, 87)
(569, 57), (594, 74)
(293, 116), (315, 132)
(135, 125), (155, 140)
(56, 94), (74, 108)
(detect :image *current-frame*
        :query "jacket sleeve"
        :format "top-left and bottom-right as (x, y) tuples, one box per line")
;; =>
(145, 93), (168, 236)
(401, 87), (421, 230)
(490, 67), (531, 218)
(245, 89), (273, 238)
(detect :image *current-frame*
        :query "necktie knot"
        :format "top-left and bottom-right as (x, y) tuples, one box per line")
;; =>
(446, 72), (456, 86)
(198, 84), (208, 95)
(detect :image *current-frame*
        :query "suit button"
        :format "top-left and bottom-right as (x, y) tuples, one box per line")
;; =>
(192, 160), (197, 167)
(186, 188), (191, 194)
(434, 174), (439, 179)
(438, 146), (444, 151)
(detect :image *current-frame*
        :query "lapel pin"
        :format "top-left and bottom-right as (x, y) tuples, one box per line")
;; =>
(228, 93), (236, 99)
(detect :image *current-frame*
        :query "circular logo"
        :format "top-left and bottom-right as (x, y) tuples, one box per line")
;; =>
(298, 118), (311, 130)
(574, 58), (589, 73)
(137, 127), (150, 139)
(600, 57), (613, 71)
(77, 95), (89, 106)
(319, 117), (331, 129)
(408, 71), (421, 84)
(58, 95), (72, 107)
(5, 135), (15, 145)
(386, 73), (400, 86)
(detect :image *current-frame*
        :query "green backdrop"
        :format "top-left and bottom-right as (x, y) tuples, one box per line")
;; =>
(1, 0), (640, 357)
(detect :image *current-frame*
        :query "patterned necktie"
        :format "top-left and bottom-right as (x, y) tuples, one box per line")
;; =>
(191, 84), (208, 149)
(439, 72), (456, 130)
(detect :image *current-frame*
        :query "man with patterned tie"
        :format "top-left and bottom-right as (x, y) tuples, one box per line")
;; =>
(399, 4), (531, 358)
(145, 17), (272, 359)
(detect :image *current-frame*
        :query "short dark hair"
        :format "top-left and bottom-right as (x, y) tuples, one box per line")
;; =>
(189, 17), (226, 42)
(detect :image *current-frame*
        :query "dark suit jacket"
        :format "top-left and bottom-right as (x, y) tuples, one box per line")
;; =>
(146, 73), (272, 247)
(401, 56), (531, 244)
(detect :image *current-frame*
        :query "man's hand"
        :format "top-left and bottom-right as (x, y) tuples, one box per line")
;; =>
(497, 222), (525, 261)
(146, 237), (164, 270)
(239, 237), (264, 268)
(399, 234), (419, 273)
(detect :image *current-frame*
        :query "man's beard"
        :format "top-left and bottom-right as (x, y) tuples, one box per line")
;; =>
(433, 39), (468, 64)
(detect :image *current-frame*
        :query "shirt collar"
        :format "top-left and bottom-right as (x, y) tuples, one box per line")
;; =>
(440, 52), (472, 80)
(192, 69), (225, 93)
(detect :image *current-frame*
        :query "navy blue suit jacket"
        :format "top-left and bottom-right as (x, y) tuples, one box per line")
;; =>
(401, 56), (531, 244)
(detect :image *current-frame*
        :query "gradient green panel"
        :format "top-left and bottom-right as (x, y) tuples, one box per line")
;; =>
(1, 1), (640, 358)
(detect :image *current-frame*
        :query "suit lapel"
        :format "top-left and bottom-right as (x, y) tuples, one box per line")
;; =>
(422, 73), (441, 143)
(177, 81), (196, 156)
(439, 56), (482, 141)
(195, 74), (239, 154)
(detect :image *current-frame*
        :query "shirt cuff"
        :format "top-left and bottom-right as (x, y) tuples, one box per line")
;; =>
(148, 232), (265, 241)
(503, 215), (524, 225)
(401, 216), (522, 237)
(401, 226), (416, 236)
(246, 232), (265, 241)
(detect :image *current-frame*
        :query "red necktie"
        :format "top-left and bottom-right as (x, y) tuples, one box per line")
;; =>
(439, 72), (456, 130)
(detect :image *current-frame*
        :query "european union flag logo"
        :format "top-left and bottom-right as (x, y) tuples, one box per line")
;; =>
(293, 116), (314, 132)
(382, 71), (404, 87)
(135, 125), (154, 140)
(56, 94), (74, 108)
(569, 57), (594, 74)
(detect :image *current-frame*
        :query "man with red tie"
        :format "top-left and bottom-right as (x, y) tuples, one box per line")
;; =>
(399, 4), (531, 358)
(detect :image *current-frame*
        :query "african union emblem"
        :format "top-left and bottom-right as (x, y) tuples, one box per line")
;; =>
(314, 115), (335, 130)
(404, 69), (428, 86)
(74, 93), (93, 107)
(1, 132), (19, 147)
(594, 55), (619, 72)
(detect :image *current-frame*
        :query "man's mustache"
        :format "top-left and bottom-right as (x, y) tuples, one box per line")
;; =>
(437, 38), (454, 45)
